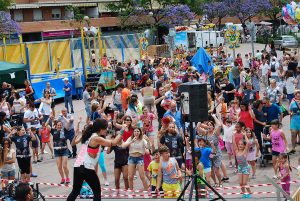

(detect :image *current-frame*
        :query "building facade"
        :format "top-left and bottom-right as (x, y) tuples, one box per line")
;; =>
(9, 0), (121, 41)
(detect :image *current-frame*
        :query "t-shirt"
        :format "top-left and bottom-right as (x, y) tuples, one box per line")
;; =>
(64, 83), (72, 96)
(0, 87), (12, 98)
(148, 161), (159, 186)
(231, 66), (240, 79)
(83, 90), (91, 107)
(111, 146), (129, 166)
(13, 98), (25, 113)
(288, 61), (298, 73)
(23, 109), (41, 129)
(133, 64), (140, 75)
(11, 134), (32, 157)
(115, 67), (124, 80)
(121, 88), (131, 110)
(270, 62), (279, 77)
(160, 134), (183, 158)
(51, 129), (67, 149)
(194, 147), (212, 169)
(225, 83), (235, 103)
(263, 104), (281, 123)
(242, 89), (256, 104)
(261, 63), (270, 76)
(155, 96), (166, 119)
(253, 108), (266, 129)
(57, 114), (74, 131)
(223, 125), (235, 143)
(286, 77), (295, 94)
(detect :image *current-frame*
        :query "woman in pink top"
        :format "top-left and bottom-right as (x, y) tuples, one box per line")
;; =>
(239, 102), (255, 130)
(140, 106), (157, 151)
(264, 119), (288, 177)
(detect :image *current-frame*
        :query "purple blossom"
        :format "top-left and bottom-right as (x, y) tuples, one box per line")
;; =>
(203, 2), (228, 23)
(226, 0), (272, 22)
(165, 4), (195, 27)
(0, 11), (20, 36)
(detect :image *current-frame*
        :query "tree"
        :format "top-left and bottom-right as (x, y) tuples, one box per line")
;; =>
(0, 11), (20, 38)
(107, 0), (194, 44)
(226, 0), (272, 35)
(0, 0), (12, 11)
(203, 1), (228, 30)
(62, 6), (85, 30)
(264, 0), (286, 36)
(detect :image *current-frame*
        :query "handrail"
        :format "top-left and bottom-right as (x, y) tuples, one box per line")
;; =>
(293, 186), (300, 201)
(264, 175), (294, 201)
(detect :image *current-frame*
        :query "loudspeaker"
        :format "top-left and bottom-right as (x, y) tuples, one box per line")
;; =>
(179, 82), (208, 122)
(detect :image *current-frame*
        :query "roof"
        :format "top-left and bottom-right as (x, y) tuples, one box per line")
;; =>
(9, 2), (97, 9)
(0, 61), (26, 75)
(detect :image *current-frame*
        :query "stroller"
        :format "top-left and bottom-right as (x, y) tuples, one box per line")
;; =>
(259, 125), (272, 167)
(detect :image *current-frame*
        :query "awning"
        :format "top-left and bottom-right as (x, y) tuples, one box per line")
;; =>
(73, 3), (97, 7)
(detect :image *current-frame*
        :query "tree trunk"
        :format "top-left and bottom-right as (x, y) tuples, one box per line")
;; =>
(218, 17), (222, 31)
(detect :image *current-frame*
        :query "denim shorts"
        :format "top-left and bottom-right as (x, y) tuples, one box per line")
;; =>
(128, 156), (144, 165)
(238, 165), (250, 175)
(1, 169), (15, 178)
(85, 105), (91, 117)
(54, 149), (69, 157)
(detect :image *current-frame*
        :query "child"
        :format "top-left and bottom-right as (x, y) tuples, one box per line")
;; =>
(219, 97), (227, 121)
(147, 149), (163, 197)
(156, 146), (181, 198)
(245, 128), (259, 179)
(195, 138), (215, 186)
(275, 153), (291, 196)
(265, 119), (288, 178)
(194, 150), (206, 198)
(140, 106), (157, 151)
(39, 117), (54, 160)
(222, 118), (235, 168)
(30, 127), (41, 163)
(232, 121), (246, 171)
(234, 135), (252, 198)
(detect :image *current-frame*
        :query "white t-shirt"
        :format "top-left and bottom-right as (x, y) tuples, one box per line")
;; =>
(223, 124), (235, 143)
(13, 98), (25, 113)
(133, 64), (140, 75)
(286, 77), (295, 94)
(261, 63), (270, 76)
(40, 99), (52, 116)
(270, 62), (280, 77)
(24, 109), (41, 129)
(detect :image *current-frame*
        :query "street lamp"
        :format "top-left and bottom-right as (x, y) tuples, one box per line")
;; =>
(246, 20), (256, 57)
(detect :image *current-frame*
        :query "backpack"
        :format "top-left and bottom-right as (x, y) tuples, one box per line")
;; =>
(271, 63), (276, 72)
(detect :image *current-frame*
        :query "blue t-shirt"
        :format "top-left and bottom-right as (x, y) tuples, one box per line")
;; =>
(195, 147), (212, 169)
(11, 134), (32, 157)
(163, 110), (183, 130)
(64, 83), (72, 96)
(262, 103), (281, 123)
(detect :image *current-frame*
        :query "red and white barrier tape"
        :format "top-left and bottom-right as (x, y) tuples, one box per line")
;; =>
(36, 179), (300, 192)
(44, 191), (277, 199)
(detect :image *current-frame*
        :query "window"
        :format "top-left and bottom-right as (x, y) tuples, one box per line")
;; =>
(51, 8), (61, 19)
(33, 9), (42, 21)
(14, 10), (23, 22)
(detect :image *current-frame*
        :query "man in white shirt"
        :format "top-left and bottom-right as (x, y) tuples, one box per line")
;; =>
(23, 102), (42, 130)
(255, 50), (262, 60)
(261, 59), (270, 88)
(244, 54), (250, 70)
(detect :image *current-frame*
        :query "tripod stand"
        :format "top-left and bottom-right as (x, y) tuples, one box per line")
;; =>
(177, 122), (226, 201)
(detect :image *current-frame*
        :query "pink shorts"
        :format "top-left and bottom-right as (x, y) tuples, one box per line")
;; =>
(225, 142), (233, 155)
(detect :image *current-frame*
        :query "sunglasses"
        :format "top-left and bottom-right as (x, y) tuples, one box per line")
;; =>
(125, 119), (132, 122)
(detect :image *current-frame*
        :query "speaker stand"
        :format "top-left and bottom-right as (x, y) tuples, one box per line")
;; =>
(177, 122), (226, 201)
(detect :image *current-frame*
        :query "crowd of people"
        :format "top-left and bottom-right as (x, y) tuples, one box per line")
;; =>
(0, 45), (300, 200)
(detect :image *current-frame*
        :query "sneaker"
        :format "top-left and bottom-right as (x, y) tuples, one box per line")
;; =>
(251, 175), (256, 179)
(221, 177), (229, 182)
(44, 150), (48, 154)
(33, 161), (37, 164)
(247, 194), (252, 198)
(134, 175), (137, 180)
(37, 160), (42, 162)
(72, 154), (77, 158)
(272, 175), (278, 179)
(51, 155), (54, 159)
(229, 164), (233, 168)
(31, 173), (38, 177)
(104, 181), (109, 186)
(288, 149), (296, 154)
(242, 194), (247, 199)
(209, 192), (214, 199)
(65, 178), (70, 184)
(60, 178), (65, 184)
